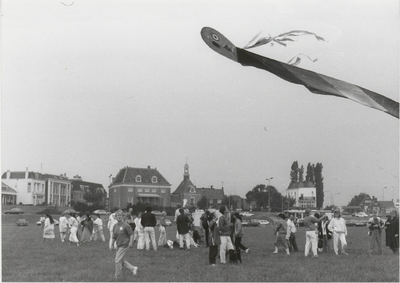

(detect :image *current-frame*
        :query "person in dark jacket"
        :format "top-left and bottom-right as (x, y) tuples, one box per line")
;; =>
(177, 208), (191, 250)
(218, 206), (234, 264)
(317, 212), (332, 253)
(200, 211), (210, 247)
(385, 209), (399, 255)
(140, 206), (157, 251)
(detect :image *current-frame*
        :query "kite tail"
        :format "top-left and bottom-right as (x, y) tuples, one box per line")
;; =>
(236, 48), (399, 118)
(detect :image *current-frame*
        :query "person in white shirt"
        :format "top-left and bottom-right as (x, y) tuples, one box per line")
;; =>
(92, 214), (106, 242)
(59, 213), (69, 242)
(134, 212), (145, 249)
(286, 215), (298, 252)
(108, 211), (118, 249)
(328, 209), (348, 255)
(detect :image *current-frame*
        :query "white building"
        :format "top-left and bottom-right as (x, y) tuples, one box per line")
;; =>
(287, 181), (317, 208)
(2, 169), (72, 206)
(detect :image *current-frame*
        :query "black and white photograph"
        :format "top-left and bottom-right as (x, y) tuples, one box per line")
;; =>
(1, 0), (399, 281)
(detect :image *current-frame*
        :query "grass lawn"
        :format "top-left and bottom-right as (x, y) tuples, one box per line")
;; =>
(2, 211), (399, 282)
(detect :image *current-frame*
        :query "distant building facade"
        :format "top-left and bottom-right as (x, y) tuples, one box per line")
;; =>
(2, 182), (17, 205)
(1, 169), (72, 206)
(171, 163), (225, 208)
(108, 166), (171, 209)
(70, 175), (107, 206)
(287, 181), (317, 208)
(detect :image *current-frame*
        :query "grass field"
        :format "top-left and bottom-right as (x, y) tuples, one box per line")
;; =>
(1, 209), (399, 282)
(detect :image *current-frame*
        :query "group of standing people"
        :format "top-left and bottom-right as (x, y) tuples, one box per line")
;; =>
(41, 211), (106, 246)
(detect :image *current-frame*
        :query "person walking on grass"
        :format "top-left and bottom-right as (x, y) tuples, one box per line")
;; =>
(287, 215), (298, 252)
(110, 210), (138, 279)
(385, 209), (399, 255)
(177, 208), (191, 250)
(233, 213), (249, 253)
(273, 213), (290, 255)
(59, 213), (69, 242)
(218, 206), (235, 264)
(66, 213), (80, 246)
(208, 212), (220, 266)
(158, 211), (168, 247)
(303, 208), (326, 257)
(367, 210), (385, 255)
(141, 206), (157, 251)
(43, 214), (55, 242)
(328, 209), (348, 255)
(92, 214), (106, 242)
(108, 209), (118, 249)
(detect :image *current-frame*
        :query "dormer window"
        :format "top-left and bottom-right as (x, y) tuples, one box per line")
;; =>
(151, 176), (158, 183)
(188, 185), (196, 193)
(136, 175), (142, 182)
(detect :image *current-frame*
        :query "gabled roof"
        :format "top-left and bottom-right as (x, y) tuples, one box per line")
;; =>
(111, 166), (170, 186)
(203, 188), (225, 200)
(172, 178), (195, 195)
(377, 201), (395, 208)
(2, 171), (46, 180)
(287, 181), (315, 189)
(1, 182), (17, 194)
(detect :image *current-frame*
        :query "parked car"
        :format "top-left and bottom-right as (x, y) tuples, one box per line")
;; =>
(165, 219), (172, 226)
(16, 219), (28, 226)
(248, 219), (260, 227)
(296, 218), (304, 227)
(346, 219), (357, 227)
(341, 211), (350, 215)
(36, 221), (42, 226)
(241, 219), (249, 227)
(4, 208), (24, 214)
(355, 221), (367, 227)
(195, 209), (205, 213)
(355, 212), (368, 218)
(152, 211), (163, 216)
(240, 212), (255, 217)
(259, 220), (270, 225)
(93, 209), (108, 215)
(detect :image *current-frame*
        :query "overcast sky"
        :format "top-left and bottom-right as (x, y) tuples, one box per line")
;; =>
(2, 0), (399, 207)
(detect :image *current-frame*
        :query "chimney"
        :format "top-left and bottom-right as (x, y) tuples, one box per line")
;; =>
(25, 167), (29, 179)
(147, 166), (151, 169)
(6, 170), (10, 179)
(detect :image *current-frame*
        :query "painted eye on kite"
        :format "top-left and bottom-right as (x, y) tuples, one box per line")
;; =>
(212, 34), (219, 41)
(212, 41), (220, 48)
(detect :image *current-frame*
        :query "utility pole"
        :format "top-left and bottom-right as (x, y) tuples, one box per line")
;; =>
(266, 177), (273, 212)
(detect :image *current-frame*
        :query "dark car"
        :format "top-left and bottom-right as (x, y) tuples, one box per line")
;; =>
(17, 219), (28, 226)
(4, 208), (24, 214)
(242, 219), (249, 227)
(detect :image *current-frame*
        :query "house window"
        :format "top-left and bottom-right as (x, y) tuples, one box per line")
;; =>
(217, 199), (222, 204)
(128, 197), (133, 204)
(27, 183), (31, 193)
(136, 176), (142, 182)
(189, 186), (196, 193)
(151, 188), (157, 193)
(137, 188), (143, 192)
(144, 188), (150, 192)
(128, 188), (133, 192)
(152, 176), (157, 183)
(209, 199), (213, 204)
(161, 189), (166, 193)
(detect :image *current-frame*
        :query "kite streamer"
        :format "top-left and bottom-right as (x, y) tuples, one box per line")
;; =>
(201, 27), (399, 119)
(244, 30), (326, 49)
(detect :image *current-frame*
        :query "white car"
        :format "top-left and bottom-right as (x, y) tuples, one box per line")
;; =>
(355, 212), (368, 218)
(93, 209), (108, 215)
(259, 220), (270, 225)
(240, 212), (255, 217)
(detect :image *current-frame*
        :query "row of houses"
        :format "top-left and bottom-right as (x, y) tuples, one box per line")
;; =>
(342, 194), (397, 216)
(1, 163), (228, 210)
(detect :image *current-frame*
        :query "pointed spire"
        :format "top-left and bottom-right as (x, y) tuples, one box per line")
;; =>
(184, 161), (189, 180)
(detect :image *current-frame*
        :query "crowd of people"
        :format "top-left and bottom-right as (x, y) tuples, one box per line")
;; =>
(39, 205), (399, 279)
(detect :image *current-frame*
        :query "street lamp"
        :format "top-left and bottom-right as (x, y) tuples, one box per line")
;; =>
(266, 177), (273, 212)
(382, 187), (387, 201)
